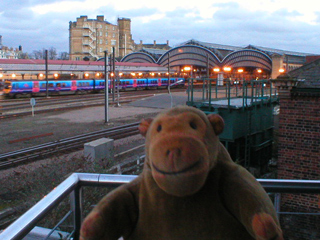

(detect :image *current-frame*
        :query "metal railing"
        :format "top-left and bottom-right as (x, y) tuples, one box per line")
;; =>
(1, 173), (319, 240)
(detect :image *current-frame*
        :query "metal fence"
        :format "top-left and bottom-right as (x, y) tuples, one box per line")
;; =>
(1, 173), (320, 240)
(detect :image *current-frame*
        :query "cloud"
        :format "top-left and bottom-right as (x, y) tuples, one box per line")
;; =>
(0, 0), (320, 55)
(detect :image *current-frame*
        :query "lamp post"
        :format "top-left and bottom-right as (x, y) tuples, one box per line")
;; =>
(45, 49), (48, 98)
(104, 50), (109, 123)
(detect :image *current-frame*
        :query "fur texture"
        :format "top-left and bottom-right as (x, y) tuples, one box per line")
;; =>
(80, 106), (283, 240)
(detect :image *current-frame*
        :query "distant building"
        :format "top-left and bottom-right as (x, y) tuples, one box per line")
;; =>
(0, 35), (22, 59)
(69, 15), (135, 61)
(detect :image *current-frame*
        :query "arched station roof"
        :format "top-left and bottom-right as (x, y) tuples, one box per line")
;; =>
(120, 39), (311, 73)
(157, 45), (221, 68)
(222, 49), (272, 71)
(121, 52), (156, 63)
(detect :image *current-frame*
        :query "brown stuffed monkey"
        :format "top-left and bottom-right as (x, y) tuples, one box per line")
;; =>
(80, 106), (283, 240)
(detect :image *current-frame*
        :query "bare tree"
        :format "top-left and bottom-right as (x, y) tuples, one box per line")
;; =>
(31, 50), (44, 59)
(48, 47), (57, 60)
(58, 51), (69, 60)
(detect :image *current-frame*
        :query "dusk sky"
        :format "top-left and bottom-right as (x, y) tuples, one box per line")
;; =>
(1, 0), (320, 54)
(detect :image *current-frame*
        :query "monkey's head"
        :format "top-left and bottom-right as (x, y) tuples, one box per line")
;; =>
(139, 106), (224, 197)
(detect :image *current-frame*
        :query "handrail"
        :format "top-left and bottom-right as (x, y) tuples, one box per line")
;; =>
(1, 173), (319, 240)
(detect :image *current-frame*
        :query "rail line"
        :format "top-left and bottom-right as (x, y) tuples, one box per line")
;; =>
(0, 122), (140, 170)
(0, 88), (185, 119)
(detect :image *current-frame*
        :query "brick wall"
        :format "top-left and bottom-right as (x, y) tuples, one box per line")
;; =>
(275, 81), (320, 240)
(278, 96), (320, 179)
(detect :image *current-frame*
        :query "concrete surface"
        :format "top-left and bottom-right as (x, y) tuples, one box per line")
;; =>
(0, 92), (189, 153)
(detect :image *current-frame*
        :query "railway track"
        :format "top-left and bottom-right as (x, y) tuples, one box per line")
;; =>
(0, 88), (185, 119)
(0, 122), (140, 170)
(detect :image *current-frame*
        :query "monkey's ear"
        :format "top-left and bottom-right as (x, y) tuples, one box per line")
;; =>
(138, 118), (153, 137)
(207, 114), (224, 135)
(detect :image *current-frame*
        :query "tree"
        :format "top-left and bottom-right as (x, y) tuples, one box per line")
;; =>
(58, 51), (69, 60)
(48, 47), (57, 60)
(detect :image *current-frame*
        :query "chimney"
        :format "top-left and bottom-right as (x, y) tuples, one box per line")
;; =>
(0, 35), (2, 46)
(97, 15), (104, 21)
(140, 40), (143, 45)
(154, 40), (156, 46)
(166, 40), (169, 46)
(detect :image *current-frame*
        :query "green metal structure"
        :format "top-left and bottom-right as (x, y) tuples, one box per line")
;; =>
(186, 78), (279, 170)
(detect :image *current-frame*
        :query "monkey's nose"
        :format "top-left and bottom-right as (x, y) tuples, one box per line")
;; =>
(166, 148), (182, 160)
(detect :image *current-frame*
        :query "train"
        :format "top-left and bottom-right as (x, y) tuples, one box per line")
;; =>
(3, 78), (185, 98)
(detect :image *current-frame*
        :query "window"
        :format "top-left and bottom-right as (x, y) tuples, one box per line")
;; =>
(99, 39), (102, 44)
(99, 25), (102, 28)
(62, 83), (66, 87)
(105, 32), (108, 37)
(41, 83), (46, 88)
(111, 40), (116, 45)
(105, 25), (108, 30)
(48, 83), (54, 87)
(100, 48), (102, 52)
(99, 32), (102, 36)
(105, 40), (108, 44)
(112, 33), (115, 38)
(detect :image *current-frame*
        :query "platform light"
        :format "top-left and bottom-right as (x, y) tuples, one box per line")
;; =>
(279, 68), (285, 73)
(150, 72), (155, 76)
(223, 66), (231, 72)
(84, 72), (89, 78)
(130, 72), (136, 76)
(257, 69), (262, 73)
(11, 73), (16, 79)
(184, 66), (191, 71)
(119, 72), (123, 77)
(138, 72), (143, 76)
(96, 72), (101, 77)
(213, 68), (220, 73)
(39, 73), (44, 78)
(54, 73), (59, 79)
(0, 73), (3, 78)
(110, 72), (114, 77)
(238, 69), (244, 73)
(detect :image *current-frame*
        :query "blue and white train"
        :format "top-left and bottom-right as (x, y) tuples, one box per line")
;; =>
(3, 78), (185, 98)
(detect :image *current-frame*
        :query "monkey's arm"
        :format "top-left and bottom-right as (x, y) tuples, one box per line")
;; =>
(220, 163), (283, 240)
(80, 182), (139, 240)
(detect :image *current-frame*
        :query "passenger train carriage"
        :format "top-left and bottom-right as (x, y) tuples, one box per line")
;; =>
(3, 78), (185, 98)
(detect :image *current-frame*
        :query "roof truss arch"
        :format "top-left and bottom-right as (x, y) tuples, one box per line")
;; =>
(157, 45), (221, 68)
(121, 52), (156, 63)
(222, 49), (272, 71)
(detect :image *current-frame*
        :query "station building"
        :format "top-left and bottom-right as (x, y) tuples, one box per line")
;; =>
(122, 39), (316, 80)
(68, 16), (318, 79)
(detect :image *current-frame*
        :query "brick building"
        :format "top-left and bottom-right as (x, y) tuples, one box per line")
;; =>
(273, 59), (320, 239)
(69, 16), (135, 61)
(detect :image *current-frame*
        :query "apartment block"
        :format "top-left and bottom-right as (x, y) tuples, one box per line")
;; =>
(69, 15), (134, 61)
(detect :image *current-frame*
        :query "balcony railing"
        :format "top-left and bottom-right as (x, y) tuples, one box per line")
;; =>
(0, 173), (319, 240)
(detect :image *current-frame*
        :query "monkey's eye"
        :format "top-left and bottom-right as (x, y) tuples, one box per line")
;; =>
(190, 121), (197, 130)
(157, 125), (162, 132)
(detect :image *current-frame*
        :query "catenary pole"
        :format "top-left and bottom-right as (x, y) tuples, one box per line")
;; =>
(104, 50), (109, 123)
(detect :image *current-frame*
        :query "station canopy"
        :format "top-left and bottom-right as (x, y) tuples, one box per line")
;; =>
(120, 39), (311, 72)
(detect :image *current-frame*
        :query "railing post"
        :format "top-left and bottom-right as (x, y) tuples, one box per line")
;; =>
(71, 186), (83, 240)
(274, 193), (281, 221)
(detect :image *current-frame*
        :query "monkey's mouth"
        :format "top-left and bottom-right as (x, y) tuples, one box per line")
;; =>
(152, 160), (201, 175)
